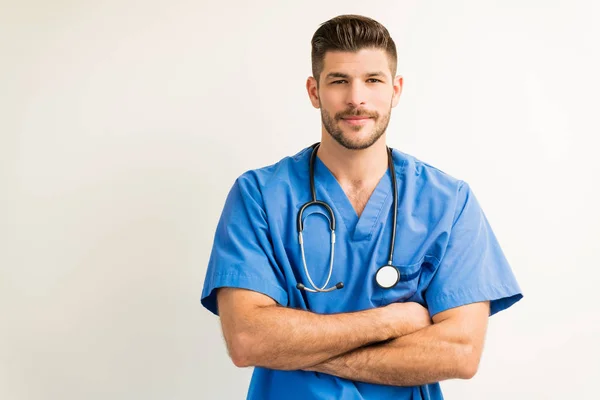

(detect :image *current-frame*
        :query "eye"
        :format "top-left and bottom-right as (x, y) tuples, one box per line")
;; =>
(331, 80), (347, 84)
(367, 78), (383, 83)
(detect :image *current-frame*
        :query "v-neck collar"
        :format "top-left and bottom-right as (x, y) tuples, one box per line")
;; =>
(313, 153), (394, 241)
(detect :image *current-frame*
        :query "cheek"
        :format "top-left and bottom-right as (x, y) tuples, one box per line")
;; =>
(373, 98), (393, 114)
(373, 90), (393, 104)
(318, 91), (338, 106)
(319, 98), (342, 115)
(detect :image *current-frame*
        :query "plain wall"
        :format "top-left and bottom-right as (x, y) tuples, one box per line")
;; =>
(1, 0), (599, 398)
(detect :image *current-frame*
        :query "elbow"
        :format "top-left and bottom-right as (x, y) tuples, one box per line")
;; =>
(231, 351), (251, 369)
(457, 343), (482, 380)
(232, 355), (252, 369)
(459, 361), (479, 380)
(227, 331), (256, 368)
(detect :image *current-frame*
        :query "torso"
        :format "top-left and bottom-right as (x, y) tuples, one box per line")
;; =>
(242, 145), (453, 399)
(341, 183), (380, 217)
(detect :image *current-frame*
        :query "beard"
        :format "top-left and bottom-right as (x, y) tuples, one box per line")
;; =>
(319, 100), (392, 150)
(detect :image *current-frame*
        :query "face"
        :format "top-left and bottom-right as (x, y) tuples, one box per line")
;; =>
(307, 48), (403, 150)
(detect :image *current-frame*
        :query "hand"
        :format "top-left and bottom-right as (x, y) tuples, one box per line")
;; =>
(383, 302), (432, 338)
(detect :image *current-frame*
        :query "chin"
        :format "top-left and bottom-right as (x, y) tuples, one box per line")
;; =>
(344, 130), (378, 143)
(336, 135), (380, 150)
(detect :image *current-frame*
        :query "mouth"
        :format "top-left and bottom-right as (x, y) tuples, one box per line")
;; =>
(341, 117), (372, 125)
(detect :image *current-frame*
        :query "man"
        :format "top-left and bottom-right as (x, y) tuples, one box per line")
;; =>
(201, 14), (522, 400)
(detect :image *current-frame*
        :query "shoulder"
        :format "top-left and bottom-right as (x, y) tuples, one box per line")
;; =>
(392, 149), (469, 216)
(232, 145), (312, 200)
(393, 149), (465, 189)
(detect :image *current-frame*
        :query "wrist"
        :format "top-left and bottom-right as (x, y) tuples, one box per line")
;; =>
(372, 306), (397, 341)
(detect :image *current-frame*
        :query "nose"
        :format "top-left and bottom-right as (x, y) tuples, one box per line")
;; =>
(346, 81), (367, 108)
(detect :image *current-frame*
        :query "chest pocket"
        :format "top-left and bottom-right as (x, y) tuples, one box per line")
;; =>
(373, 260), (423, 307)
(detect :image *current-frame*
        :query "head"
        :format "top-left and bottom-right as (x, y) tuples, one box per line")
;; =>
(306, 15), (403, 150)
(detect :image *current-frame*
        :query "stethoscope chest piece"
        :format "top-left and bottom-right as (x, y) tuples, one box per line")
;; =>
(375, 264), (400, 289)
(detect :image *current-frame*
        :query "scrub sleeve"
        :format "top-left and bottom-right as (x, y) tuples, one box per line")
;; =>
(201, 174), (288, 316)
(425, 181), (523, 317)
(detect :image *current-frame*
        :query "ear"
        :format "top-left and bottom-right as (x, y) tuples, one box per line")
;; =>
(306, 76), (320, 109)
(391, 75), (403, 108)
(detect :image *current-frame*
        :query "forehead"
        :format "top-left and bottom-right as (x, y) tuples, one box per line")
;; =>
(321, 48), (392, 78)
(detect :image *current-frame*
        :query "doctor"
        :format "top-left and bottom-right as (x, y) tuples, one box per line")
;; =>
(201, 14), (522, 400)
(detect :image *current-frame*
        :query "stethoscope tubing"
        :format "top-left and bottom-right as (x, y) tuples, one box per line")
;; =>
(296, 143), (399, 293)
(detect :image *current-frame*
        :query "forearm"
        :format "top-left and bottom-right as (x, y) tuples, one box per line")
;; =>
(234, 305), (394, 370)
(306, 317), (480, 386)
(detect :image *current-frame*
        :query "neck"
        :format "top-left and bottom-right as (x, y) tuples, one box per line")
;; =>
(316, 135), (389, 188)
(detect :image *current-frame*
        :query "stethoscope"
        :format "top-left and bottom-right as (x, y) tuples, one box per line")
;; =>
(296, 142), (402, 293)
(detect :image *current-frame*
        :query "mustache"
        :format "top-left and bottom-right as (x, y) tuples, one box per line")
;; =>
(336, 109), (378, 119)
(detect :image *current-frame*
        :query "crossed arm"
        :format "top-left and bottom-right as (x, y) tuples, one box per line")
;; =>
(303, 301), (489, 386)
(216, 287), (490, 386)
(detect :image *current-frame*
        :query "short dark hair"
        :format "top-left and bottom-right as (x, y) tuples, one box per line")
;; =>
(311, 15), (398, 86)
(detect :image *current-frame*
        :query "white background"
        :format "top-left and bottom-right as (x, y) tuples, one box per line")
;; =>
(1, 0), (599, 399)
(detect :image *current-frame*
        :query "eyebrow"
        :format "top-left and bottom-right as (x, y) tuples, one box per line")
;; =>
(325, 71), (387, 80)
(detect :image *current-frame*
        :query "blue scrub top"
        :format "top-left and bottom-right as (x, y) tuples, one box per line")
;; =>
(201, 145), (523, 400)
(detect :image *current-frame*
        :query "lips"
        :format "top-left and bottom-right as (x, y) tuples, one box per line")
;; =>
(341, 117), (372, 126)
